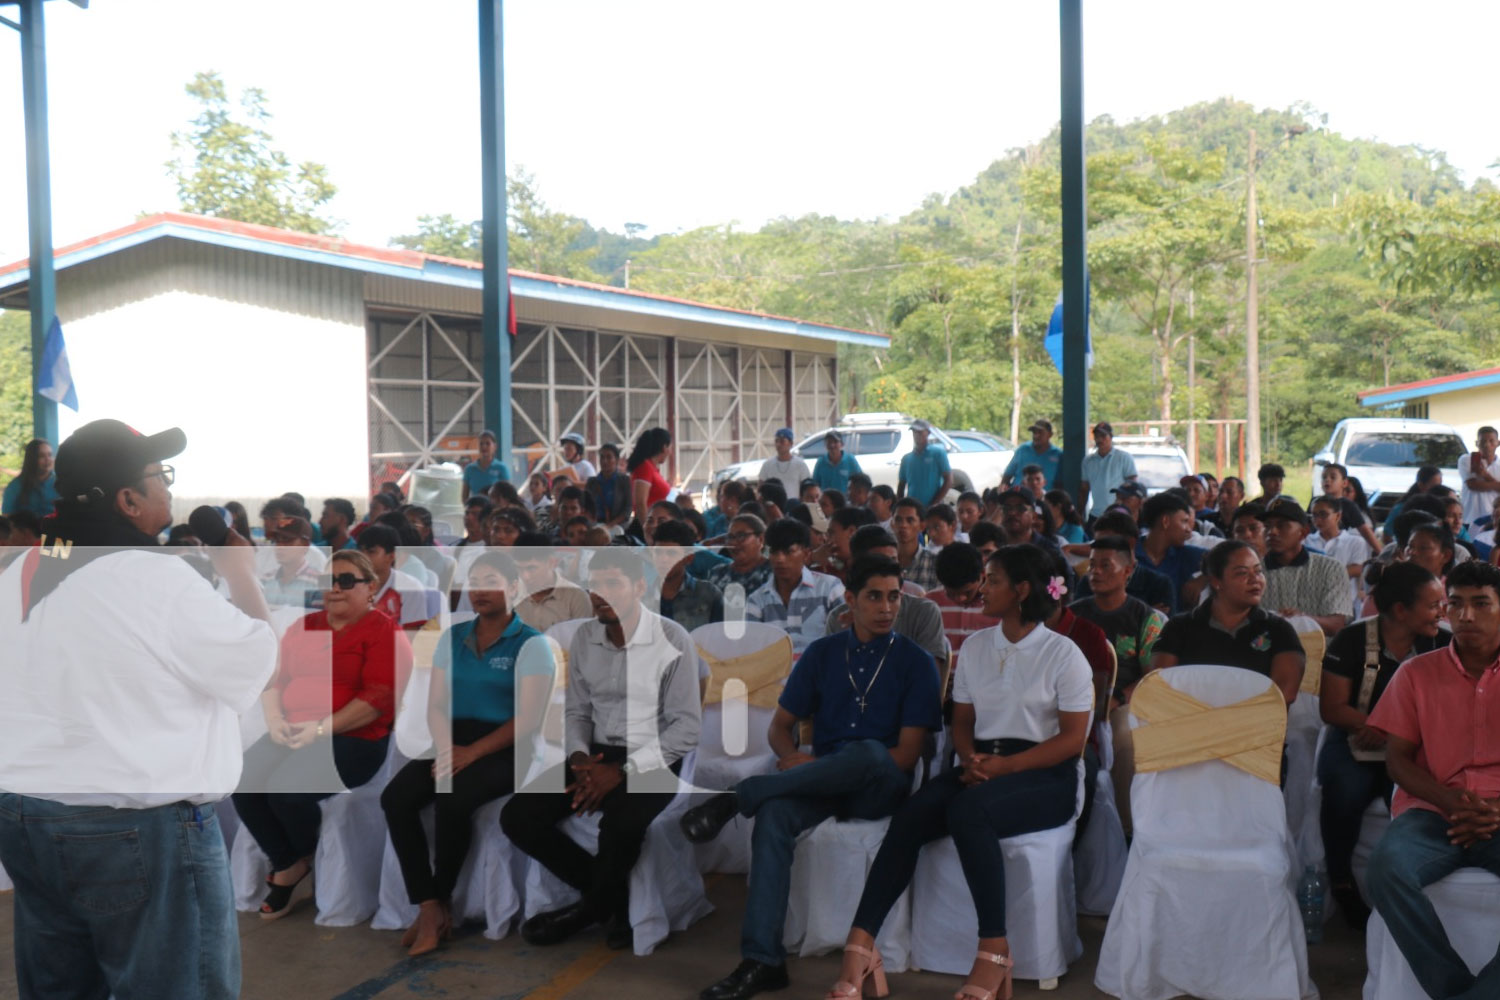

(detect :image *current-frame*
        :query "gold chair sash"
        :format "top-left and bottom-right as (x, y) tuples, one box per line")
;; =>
(700, 636), (794, 710)
(1297, 631), (1325, 694)
(1130, 671), (1287, 784)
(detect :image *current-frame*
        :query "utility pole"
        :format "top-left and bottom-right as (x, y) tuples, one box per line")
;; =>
(624, 258), (631, 289)
(1244, 128), (1262, 480)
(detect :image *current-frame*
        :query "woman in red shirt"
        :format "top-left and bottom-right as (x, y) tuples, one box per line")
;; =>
(626, 426), (673, 535)
(232, 550), (412, 919)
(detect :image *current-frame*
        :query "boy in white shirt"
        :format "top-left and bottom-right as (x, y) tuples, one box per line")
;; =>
(1312, 494), (1372, 616)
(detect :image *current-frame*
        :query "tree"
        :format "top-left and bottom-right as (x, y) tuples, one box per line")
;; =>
(1348, 189), (1500, 297)
(391, 214), (482, 260)
(0, 310), (32, 473)
(168, 71), (339, 234)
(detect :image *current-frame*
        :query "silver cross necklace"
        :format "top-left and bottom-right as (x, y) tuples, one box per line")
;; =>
(846, 634), (895, 715)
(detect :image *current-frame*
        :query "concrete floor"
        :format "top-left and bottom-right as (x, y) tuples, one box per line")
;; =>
(0, 878), (1370, 999)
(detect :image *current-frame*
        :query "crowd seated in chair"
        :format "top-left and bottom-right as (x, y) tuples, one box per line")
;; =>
(679, 553), (941, 1000)
(378, 551), (553, 956)
(232, 549), (411, 921)
(499, 546), (702, 953)
(824, 543), (1090, 1000)
(1364, 559), (1500, 1000)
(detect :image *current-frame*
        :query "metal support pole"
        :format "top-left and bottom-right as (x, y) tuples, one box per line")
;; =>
(20, 0), (59, 444)
(479, 0), (512, 476)
(1058, 0), (1088, 497)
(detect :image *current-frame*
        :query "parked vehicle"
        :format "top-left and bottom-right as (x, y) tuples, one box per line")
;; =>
(1313, 417), (1467, 522)
(706, 412), (1011, 502)
(1106, 435), (1193, 496)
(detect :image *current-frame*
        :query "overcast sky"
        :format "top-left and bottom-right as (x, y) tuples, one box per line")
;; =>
(1, 0), (1495, 261)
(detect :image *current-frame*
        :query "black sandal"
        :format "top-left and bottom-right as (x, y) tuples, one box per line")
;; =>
(259, 866), (313, 921)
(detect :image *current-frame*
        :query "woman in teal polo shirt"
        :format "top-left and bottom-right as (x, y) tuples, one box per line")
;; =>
(380, 551), (554, 956)
(1, 439), (59, 518)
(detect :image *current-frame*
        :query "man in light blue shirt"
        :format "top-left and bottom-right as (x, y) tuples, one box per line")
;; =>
(1002, 419), (1064, 488)
(812, 431), (862, 494)
(898, 419), (952, 508)
(1079, 422), (1138, 519)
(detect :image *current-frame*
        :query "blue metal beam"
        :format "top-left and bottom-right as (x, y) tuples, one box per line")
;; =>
(20, 0), (59, 444)
(1058, 0), (1088, 496)
(478, 0), (512, 479)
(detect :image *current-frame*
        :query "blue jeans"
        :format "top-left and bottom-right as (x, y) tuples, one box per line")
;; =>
(0, 793), (239, 999)
(736, 739), (911, 965)
(1316, 727), (1391, 886)
(1366, 807), (1500, 1000)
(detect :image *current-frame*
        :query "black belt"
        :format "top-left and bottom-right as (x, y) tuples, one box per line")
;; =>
(974, 738), (1038, 756)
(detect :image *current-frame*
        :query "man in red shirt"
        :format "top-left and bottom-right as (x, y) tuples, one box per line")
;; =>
(1366, 559), (1500, 1000)
(926, 542), (999, 661)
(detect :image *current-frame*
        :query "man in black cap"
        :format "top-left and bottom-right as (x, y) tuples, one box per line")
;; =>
(1259, 496), (1351, 637)
(1002, 418), (1063, 488)
(995, 485), (1075, 591)
(0, 419), (278, 999)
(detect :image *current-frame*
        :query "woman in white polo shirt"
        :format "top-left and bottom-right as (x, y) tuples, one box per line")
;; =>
(825, 543), (1093, 1000)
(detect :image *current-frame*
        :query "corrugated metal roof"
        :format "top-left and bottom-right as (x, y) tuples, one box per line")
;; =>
(1358, 365), (1500, 407)
(0, 212), (891, 349)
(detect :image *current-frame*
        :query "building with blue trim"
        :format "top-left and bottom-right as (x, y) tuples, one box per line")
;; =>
(0, 212), (885, 514)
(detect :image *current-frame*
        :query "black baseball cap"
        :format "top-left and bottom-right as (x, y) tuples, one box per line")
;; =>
(1111, 481), (1149, 500)
(54, 419), (186, 504)
(1257, 496), (1308, 525)
(997, 486), (1037, 508)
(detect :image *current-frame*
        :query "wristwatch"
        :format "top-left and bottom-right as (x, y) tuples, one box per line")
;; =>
(315, 719), (327, 739)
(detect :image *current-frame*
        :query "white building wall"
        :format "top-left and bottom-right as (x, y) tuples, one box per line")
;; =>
(59, 289), (368, 515)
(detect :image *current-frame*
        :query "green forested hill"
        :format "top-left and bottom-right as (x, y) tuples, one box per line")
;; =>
(627, 98), (1499, 465)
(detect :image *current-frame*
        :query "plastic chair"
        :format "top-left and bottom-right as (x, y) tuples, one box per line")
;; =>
(1364, 868), (1500, 999)
(1283, 617), (1326, 859)
(1094, 665), (1318, 1000)
(688, 621), (793, 874)
(907, 758), (1086, 988)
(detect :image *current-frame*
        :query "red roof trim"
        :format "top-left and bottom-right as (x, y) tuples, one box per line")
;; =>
(1357, 365), (1500, 399)
(0, 211), (888, 341)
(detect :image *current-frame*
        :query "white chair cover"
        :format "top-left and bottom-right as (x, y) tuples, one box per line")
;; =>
(371, 796), (527, 939)
(783, 816), (913, 972)
(231, 742), (407, 926)
(689, 621), (790, 874)
(908, 759), (1086, 984)
(0, 862), (10, 892)
(1095, 665), (1319, 1000)
(522, 750), (713, 956)
(1364, 868), (1500, 1000)
(1074, 766), (1127, 917)
(1282, 616), (1323, 854)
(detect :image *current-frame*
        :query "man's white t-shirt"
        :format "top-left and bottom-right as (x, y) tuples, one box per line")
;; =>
(761, 457), (812, 498)
(568, 458), (598, 481)
(0, 550), (277, 808)
(1458, 452), (1500, 526)
(1319, 529), (1373, 615)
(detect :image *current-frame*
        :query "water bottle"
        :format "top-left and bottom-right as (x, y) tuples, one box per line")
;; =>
(1297, 865), (1325, 944)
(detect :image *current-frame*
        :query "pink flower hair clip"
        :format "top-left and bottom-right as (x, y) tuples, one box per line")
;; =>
(1046, 575), (1067, 601)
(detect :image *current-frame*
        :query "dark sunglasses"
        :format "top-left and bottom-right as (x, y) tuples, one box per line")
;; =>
(319, 572), (372, 591)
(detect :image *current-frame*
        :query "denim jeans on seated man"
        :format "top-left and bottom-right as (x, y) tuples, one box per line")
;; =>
(1365, 808), (1500, 1000)
(737, 738), (914, 965)
(0, 794), (239, 999)
(685, 559), (942, 1000)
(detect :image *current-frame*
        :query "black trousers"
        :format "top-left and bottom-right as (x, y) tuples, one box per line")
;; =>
(499, 744), (679, 922)
(231, 733), (388, 872)
(380, 720), (517, 905)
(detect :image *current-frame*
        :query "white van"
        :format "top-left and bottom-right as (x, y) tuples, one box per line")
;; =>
(1312, 417), (1468, 522)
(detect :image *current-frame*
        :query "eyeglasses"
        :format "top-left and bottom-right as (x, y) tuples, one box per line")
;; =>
(142, 465), (175, 487)
(319, 572), (373, 591)
(727, 531), (759, 542)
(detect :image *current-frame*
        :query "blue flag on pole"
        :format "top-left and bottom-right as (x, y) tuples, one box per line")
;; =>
(1044, 278), (1093, 375)
(37, 316), (79, 411)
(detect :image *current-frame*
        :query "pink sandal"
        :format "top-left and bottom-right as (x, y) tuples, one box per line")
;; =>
(954, 950), (1012, 1000)
(826, 943), (889, 999)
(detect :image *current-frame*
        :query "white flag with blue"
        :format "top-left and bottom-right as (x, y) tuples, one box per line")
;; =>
(1044, 280), (1094, 375)
(37, 316), (79, 411)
